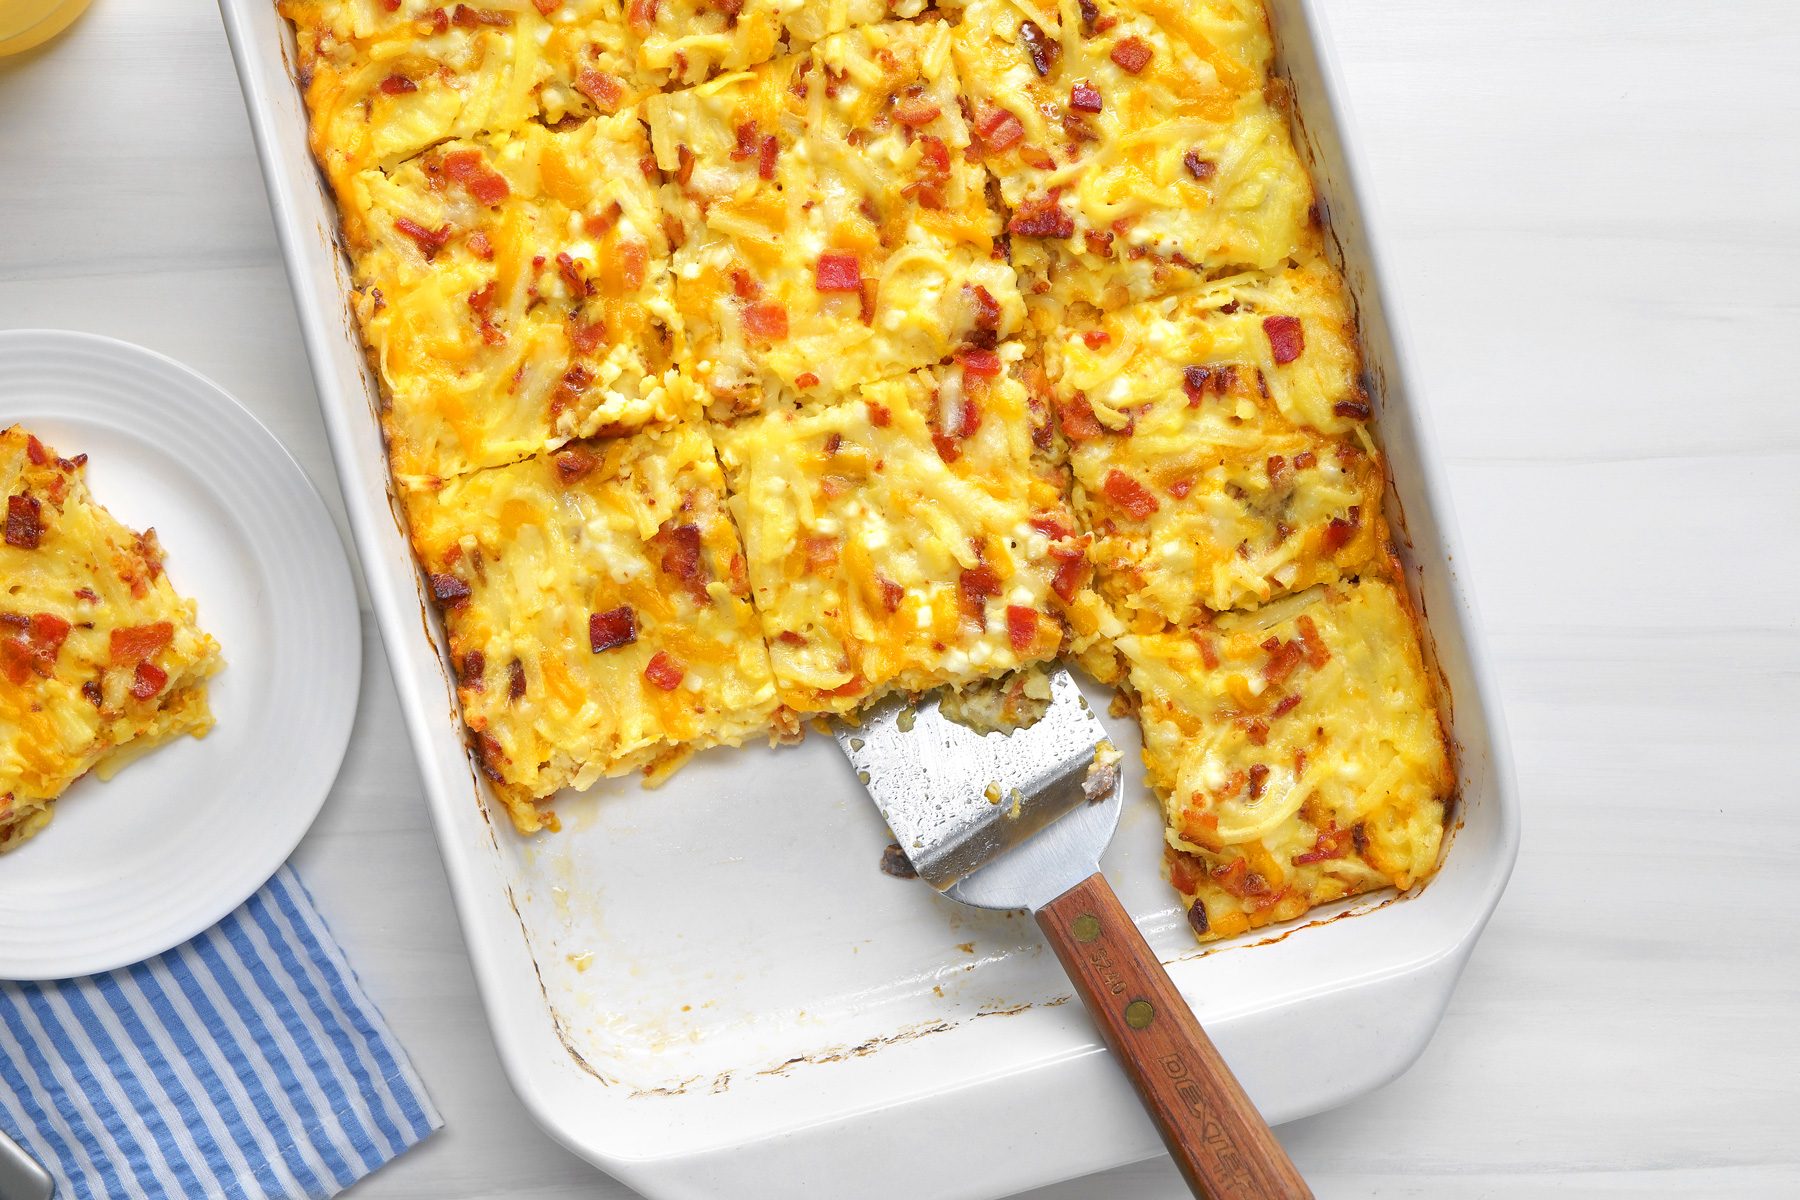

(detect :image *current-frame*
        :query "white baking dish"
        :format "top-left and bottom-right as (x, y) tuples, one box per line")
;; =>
(217, 3), (1520, 1195)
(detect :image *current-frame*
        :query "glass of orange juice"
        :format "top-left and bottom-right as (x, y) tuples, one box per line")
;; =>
(0, 0), (93, 56)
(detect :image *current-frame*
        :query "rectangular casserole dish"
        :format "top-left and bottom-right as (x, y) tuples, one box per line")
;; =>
(217, 2), (1521, 1196)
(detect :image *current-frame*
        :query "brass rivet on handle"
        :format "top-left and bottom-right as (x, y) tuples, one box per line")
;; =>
(1125, 999), (1155, 1029)
(1071, 913), (1101, 943)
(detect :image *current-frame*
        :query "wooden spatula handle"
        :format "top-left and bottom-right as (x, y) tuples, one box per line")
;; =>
(1036, 872), (1312, 1200)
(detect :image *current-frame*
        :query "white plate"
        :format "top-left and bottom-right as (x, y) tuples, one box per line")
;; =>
(0, 330), (359, 980)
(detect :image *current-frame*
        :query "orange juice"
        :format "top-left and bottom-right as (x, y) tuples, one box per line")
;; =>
(0, 0), (92, 56)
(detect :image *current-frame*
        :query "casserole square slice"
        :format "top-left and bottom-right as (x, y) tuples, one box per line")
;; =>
(951, 0), (1315, 310)
(1, 428), (223, 852)
(646, 19), (1025, 416)
(341, 115), (694, 483)
(402, 422), (780, 833)
(1045, 262), (1384, 622)
(712, 344), (1086, 717)
(1117, 576), (1452, 942)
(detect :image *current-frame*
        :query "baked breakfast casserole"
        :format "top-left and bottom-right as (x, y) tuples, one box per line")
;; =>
(279, 0), (1453, 939)
(1, 427), (223, 852)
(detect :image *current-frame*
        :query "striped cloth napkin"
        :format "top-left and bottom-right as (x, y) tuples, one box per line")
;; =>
(0, 866), (441, 1199)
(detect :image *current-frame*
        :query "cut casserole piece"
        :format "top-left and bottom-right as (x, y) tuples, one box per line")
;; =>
(341, 116), (692, 483)
(713, 345), (1086, 716)
(402, 422), (780, 833)
(646, 18), (1024, 413)
(1047, 263), (1383, 622)
(1118, 576), (1451, 941)
(952, 0), (1314, 310)
(1, 428), (223, 852)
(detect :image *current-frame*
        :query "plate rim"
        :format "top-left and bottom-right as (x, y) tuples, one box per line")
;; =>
(0, 327), (362, 980)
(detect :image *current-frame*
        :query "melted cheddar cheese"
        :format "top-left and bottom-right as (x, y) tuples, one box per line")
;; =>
(713, 346), (1082, 715)
(954, 0), (1314, 310)
(1046, 261), (1383, 621)
(646, 19), (1024, 413)
(1, 428), (222, 852)
(342, 115), (692, 483)
(401, 423), (779, 831)
(1119, 578), (1451, 940)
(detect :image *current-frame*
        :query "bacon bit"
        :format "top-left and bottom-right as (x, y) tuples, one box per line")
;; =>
(1295, 614), (1331, 669)
(819, 431), (843, 458)
(876, 575), (905, 613)
(1182, 363), (1232, 404)
(1101, 469), (1158, 520)
(1322, 507), (1361, 553)
(474, 733), (508, 784)
(379, 74), (418, 95)
(627, 0), (658, 29)
(917, 133), (951, 180)
(815, 251), (862, 292)
(1168, 477), (1193, 499)
(892, 97), (941, 127)
(1265, 454), (1288, 484)
(546, 446), (594, 487)
(426, 573), (470, 609)
(1242, 716), (1269, 745)
(1019, 144), (1056, 171)
(1057, 392), (1105, 441)
(974, 107), (1025, 153)
(381, 0), (400, 10)
(461, 650), (486, 690)
(957, 347), (1002, 376)
(742, 301), (788, 340)
(1293, 450), (1317, 470)
(427, 7), (449, 33)
(970, 284), (1001, 331)
(1047, 542), (1090, 603)
(1240, 764), (1268, 801)
(730, 268), (762, 300)
(1263, 315), (1304, 364)
(1109, 36), (1152, 73)
(659, 523), (709, 602)
(729, 120), (759, 161)
(589, 606), (637, 652)
(575, 69), (624, 111)
(1293, 825), (1346, 865)
(608, 239), (644, 292)
(1273, 693), (1301, 718)
(556, 251), (589, 296)
(1005, 605), (1039, 652)
(757, 134), (778, 180)
(1008, 195), (1075, 238)
(776, 630), (806, 645)
(5, 495), (42, 549)
(1070, 81), (1103, 113)
(106, 622), (172, 666)
(394, 217), (450, 258)
(129, 661), (168, 701)
(1197, 636), (1220, 670)
(1077, 0), (1099, 34)
(79, 678), (102, 707)
(550, 364), (592, 418)
(1183, 151), (1216, 181)
(1019, 19), (1059, 76)
(570, 318), (610, 355)
(24, 435), (50, 465)
(466, 282), (505, 345)
(804, 535), (840, 575)
(2, 613), (71, 682)
(643, 651), (685, 691)
(532, 0), (559, 12)
(783, 372), (815, 391)
(452, 5), (514, 27)
(958, 563), (1000, 620)
(75, 587), (98, 603)
(466, 230), (494, 260)
(675, 143), (695, 186)
(1263, 639), (1304, 684)
(867, 401), (891, 427)
(495, 656), (521, 701)
(932, 390), (981, 462)
(1334, 398), (1372, 419)
(1029, 513), (1074, 541)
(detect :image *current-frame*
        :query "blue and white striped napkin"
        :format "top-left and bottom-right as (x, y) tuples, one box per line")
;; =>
(0, 867), (441, 1199)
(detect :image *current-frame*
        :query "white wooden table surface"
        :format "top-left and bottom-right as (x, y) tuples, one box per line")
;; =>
(4, 1), (1797, 1196)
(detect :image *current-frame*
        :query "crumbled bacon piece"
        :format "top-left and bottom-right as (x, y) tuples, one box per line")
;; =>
(1109, 36), (1152, 73)
(1070, 81), (1102, 113)
(569, 318), (607, 355)
(957, 347), (1002, 376)
(379, 74), (418, 95)
(452, 5), (513, 27)
(958, 563), (1000, 620)
(1334, 398), (1372, 419)
(1019, 19), (1059, 76)
(658, 523), (710, 603)
(1246, 763), (1270, 800)
(729, 120), (759, 161)
(1293, 450), (1317, 470)
(1263, 639), (1304, 684)
(626, 0), (658, 30)
(5, 495), (42, 549)
(532, 0), (559, 12)
(1057, 392), (1105, 441)
(467, 282), (504, 345)
(742, 301), (788, 340)
(445, 152), (507, 208)
(109, 622), (173, 665)
(1077, 0), (1099, 35)
(461, 650), (486, 689)
(130, 661), (169, 701)
(1181, 363), (1236, 404)
(804, 535), (840, 575)
(866, 401), (891, 427)
(815, 252), (862, 292)
(1030, 513), (1074, 541)
(796, 372), (820, 389)
(394, 217), (450, 258)
(1263, 315), (1304, 364)
(429, 573), (472, 608)
(643, 651), (685, 691)
(1008, 195), (1074, 238)
(1295, 614), (1330, 668)
(892, 97), (941, 127)
(556, 251), (589, 296)
(553, 446), (597, 486)
(575, 69), (624, 111)
(1005, 605), (1039, 652)
(1183, 151), (1216, 181)
(1047, 542), (1090, 603)
(1197, 636), (1220, 670)
(969, 284), (1002, 331)
(1168, 478), (1193, 499)
(1322, 507), (1361, 552)
(974, 107), (1025, 153)
(1273, 693), (1301, 717)
(507, 657), (527, 699)
(1266, 454), (1287, 483)
(675, 144), (695, 185)
(1293, 824), (1346, 865)
(876, 575), (904, 613)
(1101, 469), (1158, 519)
(466, 230), (494, 260)
(757, 135), (778, 181)
(589, 606), (637, 652)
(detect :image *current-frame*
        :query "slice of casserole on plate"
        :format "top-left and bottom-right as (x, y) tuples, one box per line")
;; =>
(712, 345), (1085, 717)
(646, 18), (1025, 415)
(1118, 575), (1451, 941)
(1, 427), (223, 851)
(401, 421), (780, 833)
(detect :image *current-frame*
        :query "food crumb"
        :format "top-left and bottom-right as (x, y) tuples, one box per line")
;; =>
(880, 842), (918, 878)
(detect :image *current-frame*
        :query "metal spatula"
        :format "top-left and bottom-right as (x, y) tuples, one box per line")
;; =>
(836, 665), (1312, 1200)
